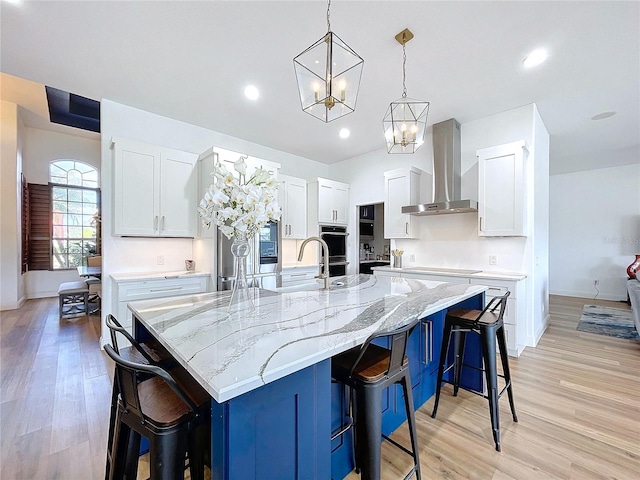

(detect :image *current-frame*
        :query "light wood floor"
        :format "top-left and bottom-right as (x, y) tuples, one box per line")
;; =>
(1, 296), (638, 479)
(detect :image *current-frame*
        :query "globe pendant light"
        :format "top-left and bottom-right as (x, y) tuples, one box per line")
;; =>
(293, 0), (364, 123)
(383, 29), (430, 154)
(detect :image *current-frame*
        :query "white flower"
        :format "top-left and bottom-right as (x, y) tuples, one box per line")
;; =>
(198, 155), (282, 239)
(234, 156), (247, 176)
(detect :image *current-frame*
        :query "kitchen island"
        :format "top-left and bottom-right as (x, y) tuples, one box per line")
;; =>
(129, 274), (487, 479)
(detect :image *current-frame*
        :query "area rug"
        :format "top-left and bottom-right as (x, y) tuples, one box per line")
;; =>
(577, 305), (639, 339)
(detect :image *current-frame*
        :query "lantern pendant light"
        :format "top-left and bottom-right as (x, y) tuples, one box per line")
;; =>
(293, 0), (364, 123)
(383, 29), (430, 154)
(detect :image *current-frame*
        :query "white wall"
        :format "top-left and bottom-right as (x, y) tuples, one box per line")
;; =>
(550, 163), (640, 301)
(100, 99), (328, 343)
(21, 127), (101, 298)
(331, 104), (550, 350)
(0, 101), (23, 310)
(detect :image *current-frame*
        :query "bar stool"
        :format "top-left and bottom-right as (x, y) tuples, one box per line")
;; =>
(431, 291), (518, 451)
(104, 344), (208, 480)
(104, 315), (210, 479)
(332, 320), (421, 480)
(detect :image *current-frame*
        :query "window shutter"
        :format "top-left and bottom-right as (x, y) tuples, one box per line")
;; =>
(21, 175), (28, 274)
(28, 183), (51, 271)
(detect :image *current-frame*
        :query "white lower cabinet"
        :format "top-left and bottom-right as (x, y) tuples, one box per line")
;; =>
(281, 266), (319, 287)
(112, 273), (209, 338)
(469, 277), (525, 357)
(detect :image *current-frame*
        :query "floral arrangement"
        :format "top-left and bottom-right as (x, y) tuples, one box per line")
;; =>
(391, 249), (404, 257)
(198, 155), (281, 239)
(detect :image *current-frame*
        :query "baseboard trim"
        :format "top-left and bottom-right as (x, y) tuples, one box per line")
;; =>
(550, 289), (626, 302)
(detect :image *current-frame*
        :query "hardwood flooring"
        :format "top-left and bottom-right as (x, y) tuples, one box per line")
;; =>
(1, 295), (638, 479)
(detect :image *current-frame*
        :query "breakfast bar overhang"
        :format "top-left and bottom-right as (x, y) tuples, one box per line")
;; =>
(129, 274), (488, 479)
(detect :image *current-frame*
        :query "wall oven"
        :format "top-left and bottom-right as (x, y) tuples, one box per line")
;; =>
(319, 225), (349, 277)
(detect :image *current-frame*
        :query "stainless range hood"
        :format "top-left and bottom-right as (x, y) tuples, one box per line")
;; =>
(402, 118), (478, 216)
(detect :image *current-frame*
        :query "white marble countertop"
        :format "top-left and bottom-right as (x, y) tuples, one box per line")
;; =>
(128, 274), (487, 403)
(373, 266), (526, 281)
(111, 270), (210, 282)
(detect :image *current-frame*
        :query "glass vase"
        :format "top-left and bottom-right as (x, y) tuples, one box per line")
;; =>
(228, 232), (255, 312)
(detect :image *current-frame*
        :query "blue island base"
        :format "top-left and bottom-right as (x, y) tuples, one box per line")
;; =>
(201, 293), (484, 480)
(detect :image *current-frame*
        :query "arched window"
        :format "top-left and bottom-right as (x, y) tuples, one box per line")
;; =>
(49, 160), (100, 270)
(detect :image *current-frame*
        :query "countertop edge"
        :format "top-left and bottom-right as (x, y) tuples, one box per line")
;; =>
(372, 266), (527, 281)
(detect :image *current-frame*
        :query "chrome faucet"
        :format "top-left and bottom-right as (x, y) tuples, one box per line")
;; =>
(298, 237), (330, 290)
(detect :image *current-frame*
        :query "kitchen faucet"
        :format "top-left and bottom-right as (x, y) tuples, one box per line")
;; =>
(298, 237), (330, 290)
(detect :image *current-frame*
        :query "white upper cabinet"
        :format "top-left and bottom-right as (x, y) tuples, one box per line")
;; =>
(310, 177), (350, 226)
(384, 166), (424, 238)
(279, 174), (307, 239)
(112, 138), (197, 237)
(477, 140), (528, 237)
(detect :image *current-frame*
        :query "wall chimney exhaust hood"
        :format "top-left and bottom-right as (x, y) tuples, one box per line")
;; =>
(402, 118), (478, 216)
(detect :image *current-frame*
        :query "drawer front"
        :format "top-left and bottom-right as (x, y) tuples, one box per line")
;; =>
(281, 266), (318, 286)
(501, 298), (516, 325)
(117, 276), (208, 302)
(503, 324), (517, 355)
(373, 270), (396, 277)
(469, 278), (517, 298)
(402, 273), (470, 284)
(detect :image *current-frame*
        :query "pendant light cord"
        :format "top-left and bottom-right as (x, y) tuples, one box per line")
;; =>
(402, 40), (407, 98)
(327, 0), (331, 32)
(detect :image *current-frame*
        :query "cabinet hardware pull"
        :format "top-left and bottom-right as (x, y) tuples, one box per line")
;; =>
(422, 321), (433, 364)
(150, 287), (183, 292)
(291, 273), (307, 277)
(479, 217), (483, 231)
(161, 215), (165, 231)
(154, 216), (158, 230)
(405, 222), (409, 234)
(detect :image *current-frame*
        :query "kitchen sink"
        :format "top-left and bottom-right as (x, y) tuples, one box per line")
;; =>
(410, 267), (482, 274)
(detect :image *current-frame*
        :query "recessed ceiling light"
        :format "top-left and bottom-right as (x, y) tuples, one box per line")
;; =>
(591, 111), (616, 121)
(339, 128), (350, 139)
(244, 85), (259, 101)
(523, 48), (548, 68)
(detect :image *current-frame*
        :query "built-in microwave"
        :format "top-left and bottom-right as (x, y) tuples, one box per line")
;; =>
(359, 221), (374, 238)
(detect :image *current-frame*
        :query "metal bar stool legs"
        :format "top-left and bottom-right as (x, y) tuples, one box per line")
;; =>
(497, 325), (518, 423)
(432, 292), (518, 452)
(332, 320), (422, 480)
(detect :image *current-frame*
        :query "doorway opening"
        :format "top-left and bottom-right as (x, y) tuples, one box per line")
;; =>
(356, 203), (390, 274)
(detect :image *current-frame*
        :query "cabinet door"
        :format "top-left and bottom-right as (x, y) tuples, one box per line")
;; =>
(286, 177), (307, 238)
(112, 140), (160, 236)
(384, 171), (412, 238)
(160, 149), (198, 237)
(317, 181), (335, 224)
(317, 178), (350, 226)
(332, 183), (349, 225)
(477, 141), (527, 237)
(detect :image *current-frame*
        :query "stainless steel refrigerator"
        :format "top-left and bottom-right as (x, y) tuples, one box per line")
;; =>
(217, 221), (282, 291)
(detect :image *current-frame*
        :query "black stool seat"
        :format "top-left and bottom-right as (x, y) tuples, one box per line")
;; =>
(431, 291), (518, 452)
(332, 321), (421, 480)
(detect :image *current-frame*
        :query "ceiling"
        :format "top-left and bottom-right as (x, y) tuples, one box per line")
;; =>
(1, 1), (638, 175)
